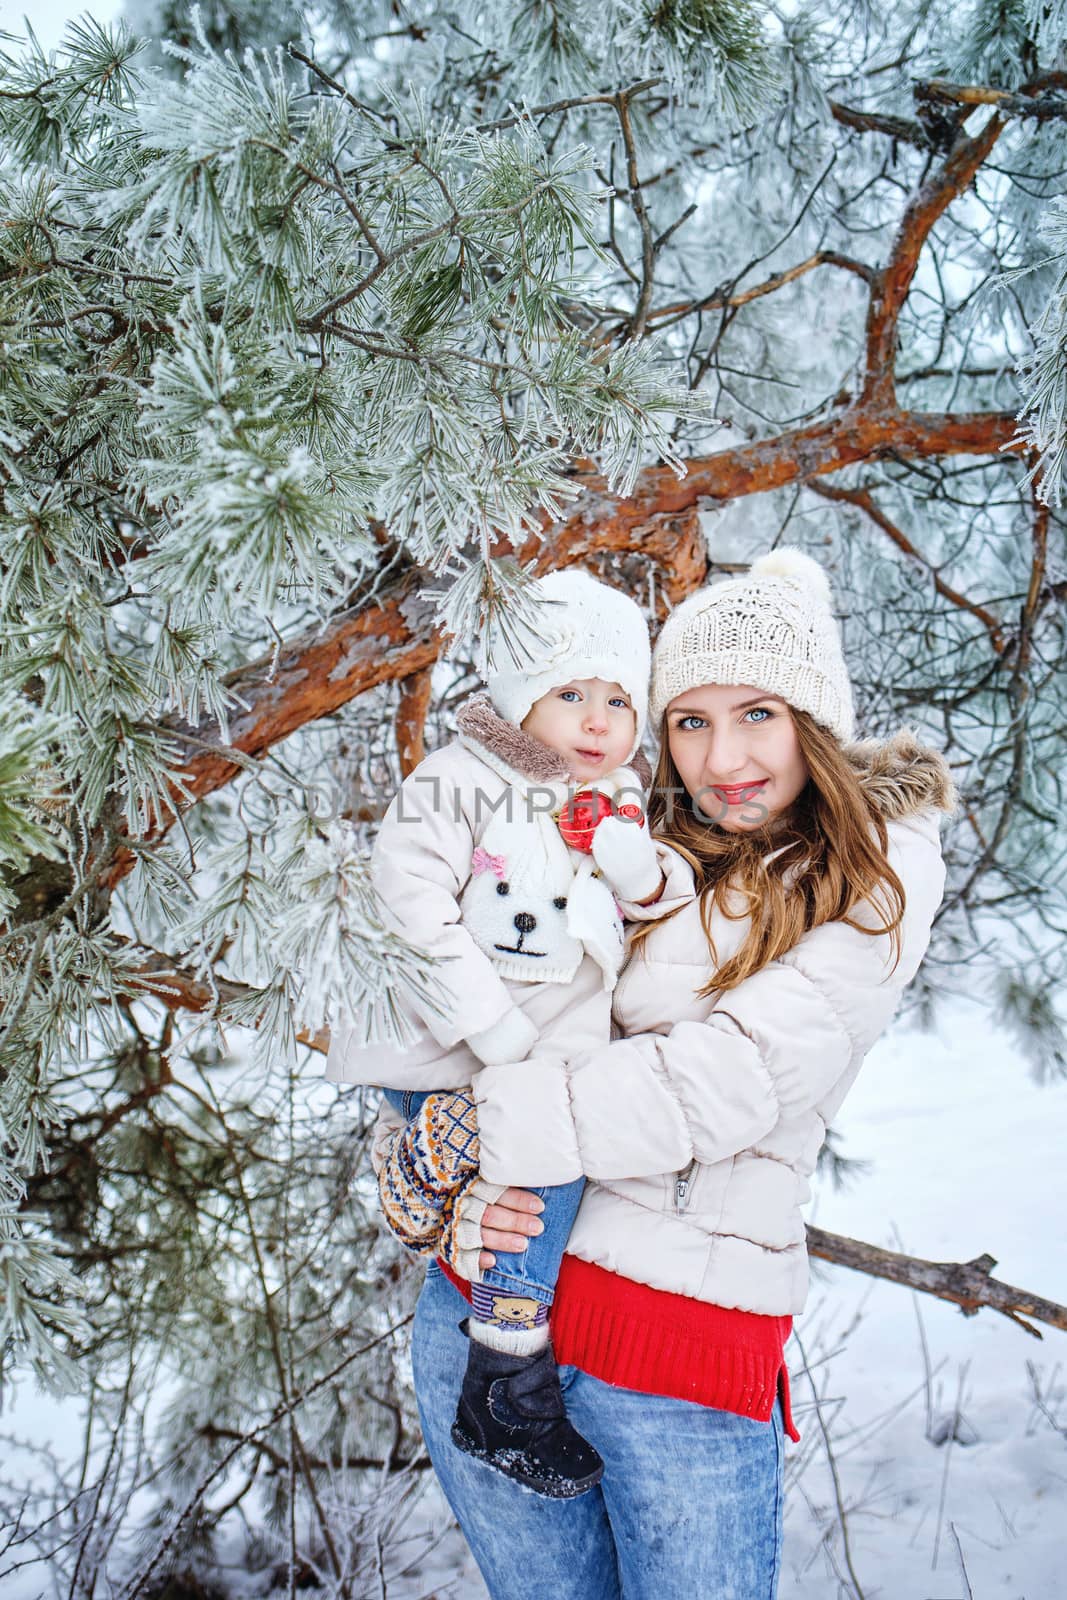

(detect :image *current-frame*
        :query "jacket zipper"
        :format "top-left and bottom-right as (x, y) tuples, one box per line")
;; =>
(674, 1157), (697, 1212)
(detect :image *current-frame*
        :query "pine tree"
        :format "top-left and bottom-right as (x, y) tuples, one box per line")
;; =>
(1, 1), (1065, 1590)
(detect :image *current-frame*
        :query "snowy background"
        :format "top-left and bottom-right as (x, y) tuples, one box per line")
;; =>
(0, 1), (120, 48)
(1, 3), (1064, 1596)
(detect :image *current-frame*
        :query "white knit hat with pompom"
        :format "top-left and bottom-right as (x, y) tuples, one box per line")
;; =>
(486, 568), (650, 753)
(649, 547), (855, 742)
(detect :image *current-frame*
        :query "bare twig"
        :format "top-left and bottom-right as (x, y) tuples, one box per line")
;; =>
(646, 249), (875, 332)
(932, 1362), (970, 1570)
(830, 101), (929, 147)
(614, 90), (656, 338)
(807, 1228), (1067, 1337)
(950, 1522), (975, 1599)
(793, 1328), (867, 1600)
(476, 77), (662, 132)
(807, 479), (1008, 652)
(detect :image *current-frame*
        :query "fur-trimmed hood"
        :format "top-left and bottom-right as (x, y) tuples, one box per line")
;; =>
(458, 694), (953, 823)
(457, 694), (654, 790)
(845, 730), (957, 822)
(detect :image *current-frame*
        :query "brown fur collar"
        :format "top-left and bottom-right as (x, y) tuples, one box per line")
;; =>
(458, 694), (654, 789)
(844, 729), (957, 820)
(457, 696), (952, 820)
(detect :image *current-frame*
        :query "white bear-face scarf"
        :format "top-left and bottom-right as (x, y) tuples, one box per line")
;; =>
(456, 703), (645, 991)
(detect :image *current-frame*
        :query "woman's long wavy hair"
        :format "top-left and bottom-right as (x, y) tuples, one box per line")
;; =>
(630, 708), (906, 995)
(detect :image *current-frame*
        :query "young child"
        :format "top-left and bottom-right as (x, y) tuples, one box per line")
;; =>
(325, 569), (664, 1499)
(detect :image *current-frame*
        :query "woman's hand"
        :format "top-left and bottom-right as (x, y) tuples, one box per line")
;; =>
(478, 1186), (545, 1273)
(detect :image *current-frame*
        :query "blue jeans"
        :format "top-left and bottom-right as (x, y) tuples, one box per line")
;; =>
(412, 1264), (783, 1598)
(382, 1088), (584, 1305)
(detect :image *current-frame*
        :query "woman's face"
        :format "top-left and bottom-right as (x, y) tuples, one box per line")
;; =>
(664, 683), (809, 833)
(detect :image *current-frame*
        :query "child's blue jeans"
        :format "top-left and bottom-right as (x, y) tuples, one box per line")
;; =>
(382, 1087), (585, 1307)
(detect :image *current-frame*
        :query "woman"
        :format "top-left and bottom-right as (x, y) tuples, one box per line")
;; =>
(376, 548), (955, 1598)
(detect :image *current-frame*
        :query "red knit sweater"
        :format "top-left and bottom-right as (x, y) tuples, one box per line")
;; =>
(440, 1252), (800, 1442)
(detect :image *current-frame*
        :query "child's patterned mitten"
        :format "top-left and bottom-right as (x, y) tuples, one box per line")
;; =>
(376, 1089), (482, 1257)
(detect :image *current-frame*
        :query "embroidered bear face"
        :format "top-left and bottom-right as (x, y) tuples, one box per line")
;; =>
(460, 825), (583, 979)
(485, 1295), (542, 1327)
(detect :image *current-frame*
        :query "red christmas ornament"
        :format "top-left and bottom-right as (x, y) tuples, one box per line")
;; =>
(557, 790), (614, 852)
(557, 792), (646, 851)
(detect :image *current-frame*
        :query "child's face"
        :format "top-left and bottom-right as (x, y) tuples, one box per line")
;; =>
(521, 678), (637, 781)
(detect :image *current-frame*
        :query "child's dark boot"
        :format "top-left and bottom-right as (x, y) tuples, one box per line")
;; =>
(450, 1320), (604, 1498)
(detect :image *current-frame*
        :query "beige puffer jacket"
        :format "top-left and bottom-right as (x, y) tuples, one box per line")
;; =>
(461, 731), (955, 1317)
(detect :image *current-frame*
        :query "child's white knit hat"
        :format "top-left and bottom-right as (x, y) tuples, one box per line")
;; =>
(486, 569), (650, 748)
(649, 548), (855, 742)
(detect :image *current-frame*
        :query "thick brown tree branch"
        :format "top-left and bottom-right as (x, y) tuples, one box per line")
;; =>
(79, 404), (1018, 895)
(550, 408), (1018, 532)
(863, 113), (1004, 403)
(807, 1226), (1067, 1338)
(175, 565), (441, 801)
(828, 71), (1067, 155)
(94, 567), (442, 889)
(395, 666), (435, 778)
(922, 76), (1067, 120)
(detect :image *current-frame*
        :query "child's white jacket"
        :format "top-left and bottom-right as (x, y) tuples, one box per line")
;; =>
(326, 696), (650, 1092)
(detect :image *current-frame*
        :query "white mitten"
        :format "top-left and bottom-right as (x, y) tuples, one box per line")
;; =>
(591, 813), (663, 903)
(466, 1006), (538, 1067)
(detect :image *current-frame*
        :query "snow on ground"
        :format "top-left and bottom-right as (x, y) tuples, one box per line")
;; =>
(781, 996), (1067, 1599)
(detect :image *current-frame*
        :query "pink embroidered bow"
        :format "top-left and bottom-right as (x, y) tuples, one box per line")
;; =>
(471, 847), (506, 879)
